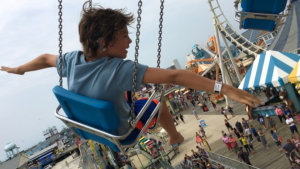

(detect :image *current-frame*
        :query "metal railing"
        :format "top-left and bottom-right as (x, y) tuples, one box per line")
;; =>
(207, 151), (260, 169)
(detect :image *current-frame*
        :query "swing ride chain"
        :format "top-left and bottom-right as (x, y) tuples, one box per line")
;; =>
(156, 0), (164, 92)
(157, 0), (164, 69)
(58, 0), (63, 87)
(88, 0), (92, 8)
(129, 0), (143, 127)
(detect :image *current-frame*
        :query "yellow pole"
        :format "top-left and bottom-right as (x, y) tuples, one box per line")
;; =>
(89, 140), (102, 169)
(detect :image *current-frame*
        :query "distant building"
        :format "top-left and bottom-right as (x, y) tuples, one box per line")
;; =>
(43, 126), (58, 140)
(4, 142), (19, 159)
(241, 28), (276, 48)
(172, 59), (182, 69)
(257, 31), (278, 47)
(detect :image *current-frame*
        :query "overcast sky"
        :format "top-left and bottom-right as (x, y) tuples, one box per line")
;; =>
(0, 0), (240, 161)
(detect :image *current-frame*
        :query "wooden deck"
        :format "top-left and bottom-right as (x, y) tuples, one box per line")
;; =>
(209, 102), (293, 169)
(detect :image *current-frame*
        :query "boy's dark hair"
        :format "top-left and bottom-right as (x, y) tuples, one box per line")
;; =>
(79, 2), (134, 58)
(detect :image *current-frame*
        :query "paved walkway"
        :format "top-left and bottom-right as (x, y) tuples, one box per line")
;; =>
(170, 96), (297, 169)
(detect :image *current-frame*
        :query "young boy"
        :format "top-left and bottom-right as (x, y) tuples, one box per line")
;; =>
(0, 5), (262, 146)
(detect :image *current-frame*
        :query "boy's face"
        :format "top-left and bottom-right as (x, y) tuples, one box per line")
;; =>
(107, 27), (132, 59)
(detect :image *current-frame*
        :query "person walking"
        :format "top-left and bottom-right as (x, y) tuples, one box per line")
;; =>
(275, 105), (285, 124)
(222, 133), (232, 151)
(224, 119), (233, 132)
(266, 115), (276, 130)
(244, 127), (253, 142)
(192, 108), (200, 120)
(286, 114), (300, 135)
(239, 135), (251, 154)
(257, 115), (267, 129)
(221, 107), (229, 120)
(258, 129), (269, 149)
(229, 134), (239, 154)
(199, 125), (207, 139)
(179, 113), (185, 123)
(242, 118), (250, 129)
(282, 139), (297, 166)
(234, 128), (243, 145)
(246, 135), (256, 154)
(235, 120), (244, 134)
(270, 129), (282, 149)
(238, 147), (252, 166)
(250, 125), (260, 142)
(196, 132), (204, 147)
(227, 105), (235, 117)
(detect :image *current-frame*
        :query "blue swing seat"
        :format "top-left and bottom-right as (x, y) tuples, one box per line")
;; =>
(53, 85), (161, 153)
(239, 0), (288, 31)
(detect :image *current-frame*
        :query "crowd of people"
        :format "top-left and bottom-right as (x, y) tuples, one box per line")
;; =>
(182, 146), (225, 169)
(171, 87), (300, 169)
(219, 99), (300, 168)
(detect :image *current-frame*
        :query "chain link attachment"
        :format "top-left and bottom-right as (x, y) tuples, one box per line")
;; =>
(157, 0), (164, 69)
(58, 0), (63, 87)
(88, 0), (92, 8)
(155, 0), (165, 92)
(129, 0), (143, 127)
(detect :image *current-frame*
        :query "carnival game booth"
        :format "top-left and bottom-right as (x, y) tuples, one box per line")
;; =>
(239, 50), (300, 117)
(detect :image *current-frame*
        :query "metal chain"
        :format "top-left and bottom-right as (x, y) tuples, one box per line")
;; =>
(155, 0), (164, 92)
(130, 0), (143, 126)
(88, 0), (92, 8)
(58, 0), (63, 87)
(157, 0), (164, 69)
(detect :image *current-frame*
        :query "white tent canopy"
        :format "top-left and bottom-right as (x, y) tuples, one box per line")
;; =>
(239, 50), (300, 90)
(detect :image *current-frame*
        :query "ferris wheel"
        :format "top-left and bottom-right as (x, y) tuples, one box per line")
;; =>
(201, 0), (291, 106)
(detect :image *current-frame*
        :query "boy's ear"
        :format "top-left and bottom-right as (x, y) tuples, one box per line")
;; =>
(100, 39), (106, 48)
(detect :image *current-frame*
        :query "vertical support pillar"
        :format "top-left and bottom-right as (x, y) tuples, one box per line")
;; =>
(213, 19), (229, 106)
(219, 32), (242, 82)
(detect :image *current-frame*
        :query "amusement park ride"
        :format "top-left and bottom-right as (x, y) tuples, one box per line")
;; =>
(50, 0), (291, 168)
(185, 36), (225, 103)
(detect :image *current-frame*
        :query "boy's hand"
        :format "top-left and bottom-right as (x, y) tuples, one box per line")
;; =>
(0, 66), (24, 75)
(222, 85), (264, 107)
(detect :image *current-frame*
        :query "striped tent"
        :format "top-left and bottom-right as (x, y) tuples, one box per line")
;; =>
(238, 50), (300, 90)
(288, 60), (300, 83)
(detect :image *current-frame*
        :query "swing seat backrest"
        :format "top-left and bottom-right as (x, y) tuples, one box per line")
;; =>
(240, 0), (287, 31)
(53, 86), (121, 151)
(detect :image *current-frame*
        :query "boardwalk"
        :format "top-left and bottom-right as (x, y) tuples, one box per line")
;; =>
(171, 95), (295, 169)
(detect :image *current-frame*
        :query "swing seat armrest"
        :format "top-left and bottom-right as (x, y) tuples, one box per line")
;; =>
(131, 89), (159, 126)
(120, 101), (161, 147)
(236, 11), (285, 31)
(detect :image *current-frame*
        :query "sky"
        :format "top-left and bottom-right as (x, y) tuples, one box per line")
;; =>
(0, 0), (240, 161)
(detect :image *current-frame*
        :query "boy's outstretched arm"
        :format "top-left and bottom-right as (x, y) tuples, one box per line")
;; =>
(143, 68), (263, 107)
(1, 54), (57, 75)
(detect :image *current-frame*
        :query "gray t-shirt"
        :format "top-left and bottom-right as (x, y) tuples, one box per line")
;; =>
(56, 51), (148, 134)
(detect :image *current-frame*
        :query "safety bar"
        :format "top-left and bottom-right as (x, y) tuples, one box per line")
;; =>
(236, 11), (286, 30)
(130, 88), (158, 127)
